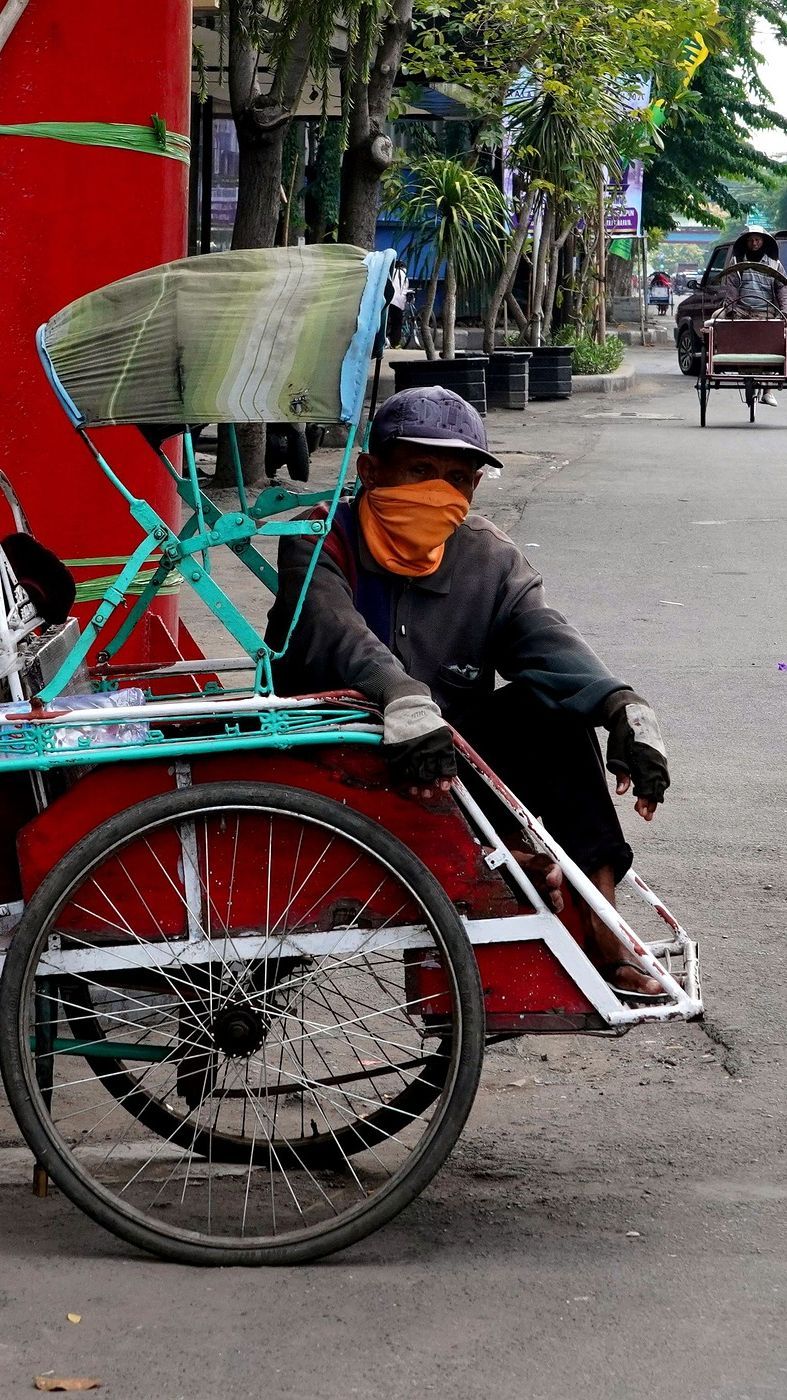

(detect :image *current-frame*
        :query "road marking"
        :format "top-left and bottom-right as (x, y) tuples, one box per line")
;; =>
(582, 411), (684, 420)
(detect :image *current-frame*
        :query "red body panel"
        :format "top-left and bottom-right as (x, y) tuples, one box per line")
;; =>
(0, 0), (192, 661)
(17, 749), (518, 920)
(16, 749), (596, 1021)
(407, 938), (594, 1022)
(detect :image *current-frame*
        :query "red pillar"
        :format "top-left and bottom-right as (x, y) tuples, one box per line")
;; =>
(0, 1), (192, 660)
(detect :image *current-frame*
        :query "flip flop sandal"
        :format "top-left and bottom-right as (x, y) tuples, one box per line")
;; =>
(598, 960), (671, 1003)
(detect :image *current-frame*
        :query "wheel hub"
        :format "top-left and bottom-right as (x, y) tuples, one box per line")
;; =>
(211, 1004), (268, 1058)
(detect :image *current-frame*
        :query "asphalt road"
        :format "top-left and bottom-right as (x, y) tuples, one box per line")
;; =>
(1, 348), (785, 1399)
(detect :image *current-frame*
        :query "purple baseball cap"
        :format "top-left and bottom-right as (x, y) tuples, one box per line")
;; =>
(369, 386), (506, 471)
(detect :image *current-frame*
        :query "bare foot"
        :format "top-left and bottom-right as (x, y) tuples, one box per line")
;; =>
(511, 849), (564, 913)
(602, 959), (663, 997)
(586, 866), (663, 996)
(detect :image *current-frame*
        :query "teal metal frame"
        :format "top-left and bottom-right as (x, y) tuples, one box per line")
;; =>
(34, 420), (358, 705)
(0, 252), (397, 772)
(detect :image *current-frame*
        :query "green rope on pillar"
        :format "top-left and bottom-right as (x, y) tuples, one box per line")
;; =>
(0, 115), (190, 164)
(62, 557), (183, 602)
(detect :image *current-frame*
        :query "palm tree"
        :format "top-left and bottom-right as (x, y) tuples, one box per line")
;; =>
(383, 155), (508, 359)
(482, 63), (627, 350)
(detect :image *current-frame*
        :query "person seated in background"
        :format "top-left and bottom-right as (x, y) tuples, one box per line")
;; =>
(266, 387), (670, 999)
(723, 225), (787, 406)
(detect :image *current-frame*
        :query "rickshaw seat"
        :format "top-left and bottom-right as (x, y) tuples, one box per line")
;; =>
(712, 352), (785, 366)
(707, 318), (787, 374)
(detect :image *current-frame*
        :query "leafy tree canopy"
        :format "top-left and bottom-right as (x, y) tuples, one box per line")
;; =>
(643, 0), (787, 229)
(402, 0), (720, 134)
(718, 175), (787, 231)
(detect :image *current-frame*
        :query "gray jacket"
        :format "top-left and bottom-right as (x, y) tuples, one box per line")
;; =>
(267, 501), (627, 723)
(726, 255), (787, 315)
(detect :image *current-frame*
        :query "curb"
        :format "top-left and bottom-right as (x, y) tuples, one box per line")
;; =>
(570, 366), (636, 395)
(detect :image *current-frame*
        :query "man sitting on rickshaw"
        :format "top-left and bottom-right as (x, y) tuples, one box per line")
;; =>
(267, 387), (670, 998)
(723, 225), (787, 406)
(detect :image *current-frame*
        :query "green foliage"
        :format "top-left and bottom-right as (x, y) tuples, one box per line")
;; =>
(309, 121), (343, 234)
(650, 241), (708, 274)
(551, 329), (626, 374)
(281, 125), (306, 235)
(192, 41), (208, 105)
(382, 155), (508, 289)
(719, 176), (787, 233)
(504, 75), (621, 207)
(404, 0), (719, 131)
(222, 0), (390, 133)
(644, 0), (787, 229)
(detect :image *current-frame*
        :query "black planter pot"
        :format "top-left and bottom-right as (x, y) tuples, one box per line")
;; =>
(392, 355), (488, 416)
(487, 350), (532, 410)
(528, 344), (573, 400)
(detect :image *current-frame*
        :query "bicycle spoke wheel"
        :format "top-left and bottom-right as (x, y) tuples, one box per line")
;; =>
(0, 782), (484, 1265)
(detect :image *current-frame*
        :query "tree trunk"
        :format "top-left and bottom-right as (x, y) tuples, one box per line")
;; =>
(215, 4), (313, 486)
(482, 187), (536, 354)
(560, 229), (577, 329)
(529, 198), (554, 346)
(420, 263), (440, 360)
(575, 228), (596, 331)
(607, 252), (633, 303)
(338, 0), (413, 248)
(228, 6), (313, 250)
(542, 223), (573, 343)
(596, 178), (607, 345)
(232, 120), (287, 252)
(441, 261), (457, 360)
(506, 291), (528, 338)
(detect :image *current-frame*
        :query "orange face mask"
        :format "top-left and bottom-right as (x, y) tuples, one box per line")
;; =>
(358, 479), (469, 577)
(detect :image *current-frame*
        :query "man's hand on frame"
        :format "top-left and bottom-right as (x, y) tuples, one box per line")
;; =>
(603, 691), (670, 821)
(383, 694), (457, 799)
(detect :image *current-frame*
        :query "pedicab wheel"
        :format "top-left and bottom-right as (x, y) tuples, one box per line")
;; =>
(61, 984), (454, 1169)
(0, 783), (484, 1266)
(401, 312), (422, 350)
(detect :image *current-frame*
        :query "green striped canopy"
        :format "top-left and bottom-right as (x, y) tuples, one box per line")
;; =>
(39, 245), (394, 428)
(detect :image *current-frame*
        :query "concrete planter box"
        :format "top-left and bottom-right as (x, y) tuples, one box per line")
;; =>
(393, 355), (488, 416)
(487, 350), (532, 410)
(528, 345), (573, 400)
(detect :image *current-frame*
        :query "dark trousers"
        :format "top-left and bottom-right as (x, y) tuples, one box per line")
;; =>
(457, 686), (633, 883)
(387, 305), (404, 347)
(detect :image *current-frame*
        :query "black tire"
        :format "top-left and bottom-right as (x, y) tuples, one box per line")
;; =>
(305, 424), (326, 454)
(677, 325), (700, 376)
(284, 425), (310, 483)
(746, 381), (756, 423)
(0, 782), (484, 1266)
(264, 428), (288, 478)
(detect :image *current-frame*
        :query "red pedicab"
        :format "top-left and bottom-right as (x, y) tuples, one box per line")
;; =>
(699, 260), (787, 424)
(0, 246), (702, 1265)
